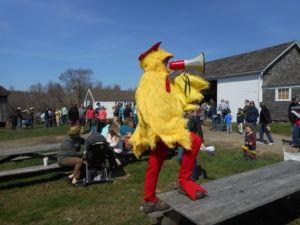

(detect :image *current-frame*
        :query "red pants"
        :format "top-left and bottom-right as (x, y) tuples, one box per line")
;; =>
(144, 132), (208, 202)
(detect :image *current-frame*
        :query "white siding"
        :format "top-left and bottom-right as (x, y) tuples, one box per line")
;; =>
(93, 101), (115, 118)
(217, 74), (260, 122)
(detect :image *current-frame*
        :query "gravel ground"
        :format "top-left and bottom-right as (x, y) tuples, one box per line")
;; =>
(202, 125), (299, 158)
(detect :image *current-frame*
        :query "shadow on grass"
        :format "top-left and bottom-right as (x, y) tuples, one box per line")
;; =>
(0, 173), (66, 190)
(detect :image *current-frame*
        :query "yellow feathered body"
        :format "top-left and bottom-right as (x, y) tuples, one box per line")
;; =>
(130, 48), (209, 158)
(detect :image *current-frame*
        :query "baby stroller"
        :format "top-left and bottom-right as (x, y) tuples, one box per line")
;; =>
(83, 133), (113, 186)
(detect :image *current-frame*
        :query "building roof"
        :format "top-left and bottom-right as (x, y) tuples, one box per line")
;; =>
(0, 86), (9, 96)
(89, 89), (135, 101)
(193, 41), (298, 81)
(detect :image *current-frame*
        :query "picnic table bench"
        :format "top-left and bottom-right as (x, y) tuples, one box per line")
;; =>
(0, 143), (61, 179)
(151, 160), (300, 225)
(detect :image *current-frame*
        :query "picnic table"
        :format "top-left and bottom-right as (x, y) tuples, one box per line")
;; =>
(0, 143), (61, 179)
(0, 143), (60, 163)
(150, 160), (300, 225)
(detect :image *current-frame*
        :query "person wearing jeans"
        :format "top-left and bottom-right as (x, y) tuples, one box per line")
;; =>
(258, 103), (274, 145)
(245, 101), (259, 134)
(291, 109), (300, 147)
(208, 102), (217, 131)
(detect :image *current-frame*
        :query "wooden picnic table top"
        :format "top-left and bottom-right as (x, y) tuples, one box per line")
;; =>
(158, 160), (300, 225)
(0, 143), (61, 157)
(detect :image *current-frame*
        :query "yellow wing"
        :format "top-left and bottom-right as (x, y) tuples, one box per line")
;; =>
(174, 73), (209, 111)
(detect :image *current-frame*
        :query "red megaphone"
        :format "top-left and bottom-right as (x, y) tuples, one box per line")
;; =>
(169, 53), (205, 72)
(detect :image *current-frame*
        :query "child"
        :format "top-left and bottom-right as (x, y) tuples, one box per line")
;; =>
(224, 111), (232, 134)
(242, 124), (257, 160)
(237, 108), (244, 134)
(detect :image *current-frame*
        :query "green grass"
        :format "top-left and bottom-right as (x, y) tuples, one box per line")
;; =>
(0, 124), (70, 141)
(2, 147), (298, 225)
(269, 122), (292, 136)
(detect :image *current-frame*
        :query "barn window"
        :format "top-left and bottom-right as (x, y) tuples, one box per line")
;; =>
(275, 88), (291, 101)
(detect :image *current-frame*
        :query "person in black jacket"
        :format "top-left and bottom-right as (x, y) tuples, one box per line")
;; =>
(208, 102), (218, 131)
(245, 101), (259, 134)
(15, 107), (23, 129)
(258, 103), (274, 145)
(288, 97), (299, 132)
(68, 104), (79, 126)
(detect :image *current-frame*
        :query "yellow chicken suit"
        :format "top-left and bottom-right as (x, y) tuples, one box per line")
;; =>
(130, 47), (209, 158)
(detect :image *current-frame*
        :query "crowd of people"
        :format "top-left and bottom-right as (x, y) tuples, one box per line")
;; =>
(193, 96), (300, 160)
(8, 107), (35, 129)
(7, 97), (300, 183)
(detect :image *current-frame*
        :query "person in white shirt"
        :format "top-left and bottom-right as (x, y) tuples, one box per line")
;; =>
(103, 123), (123, 153)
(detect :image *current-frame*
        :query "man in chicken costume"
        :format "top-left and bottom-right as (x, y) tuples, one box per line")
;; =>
(130, 42), (209, 214)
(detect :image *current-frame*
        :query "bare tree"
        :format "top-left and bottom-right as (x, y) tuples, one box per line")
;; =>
(46, 81), (65, 108)
(59, 69), (93, 104)
(113, 84), (121, 91)
(29, 83), (46, 93)
(93, 81), (103, 89)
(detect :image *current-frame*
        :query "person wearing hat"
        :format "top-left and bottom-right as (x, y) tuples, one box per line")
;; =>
(16, 107), (23, 129)
(57, 126), (86, 186)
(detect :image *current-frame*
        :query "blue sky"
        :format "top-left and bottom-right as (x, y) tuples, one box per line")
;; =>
(0, 0), (299, 91)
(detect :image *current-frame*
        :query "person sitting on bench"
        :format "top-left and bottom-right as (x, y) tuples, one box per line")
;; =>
(57, 126), (86, 187)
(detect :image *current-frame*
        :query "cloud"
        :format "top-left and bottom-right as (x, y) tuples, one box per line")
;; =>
(0, 21), (9, 32)
(55, 7), (109, 24)
(24, 0), (110, 25)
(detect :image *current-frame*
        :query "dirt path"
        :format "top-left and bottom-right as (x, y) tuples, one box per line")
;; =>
(0, 135), (65, 150)
(202, 126), (297, 157)
(0, 127), (297, 157)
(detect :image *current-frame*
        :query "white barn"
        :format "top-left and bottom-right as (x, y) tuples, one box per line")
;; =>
(84, 88), (135, 118)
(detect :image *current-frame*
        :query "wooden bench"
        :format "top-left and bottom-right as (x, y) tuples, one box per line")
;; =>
(10, 151), (58, 162)
(0, 144), (62, 180)
(0, 163), (63, 179)
(0, 143), (60, 164)
(152, 160), (300, 225)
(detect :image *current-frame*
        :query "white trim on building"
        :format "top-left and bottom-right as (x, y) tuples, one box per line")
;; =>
(275, 88), (292, 102)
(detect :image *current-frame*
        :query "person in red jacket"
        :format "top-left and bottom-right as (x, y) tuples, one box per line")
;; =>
(98, 106), (107, 133)
(86, 105), (96, 131)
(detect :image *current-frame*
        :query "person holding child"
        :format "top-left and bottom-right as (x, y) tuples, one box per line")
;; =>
(242, 124), (257, 160)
